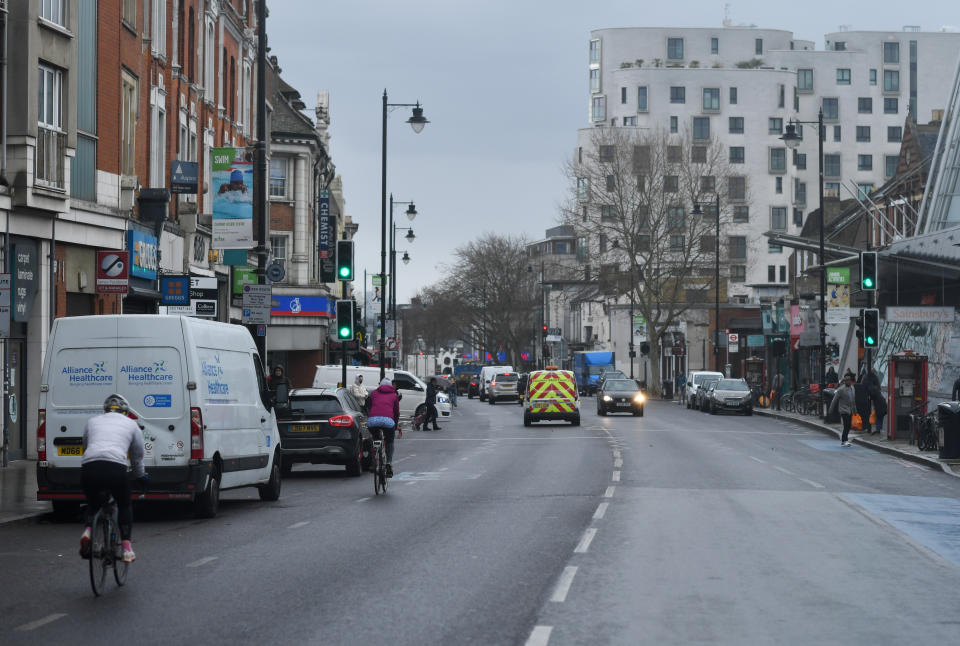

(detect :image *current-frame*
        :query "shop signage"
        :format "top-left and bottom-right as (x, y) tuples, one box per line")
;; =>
(170, 160), (199, 194)
(127, 230), (158, 280)
(232, 265), (258, 306)
(166, 277), (218, 317)
(95, 250), (130, 294)
(242, 284), (271, 325)
(211, 147), (254, 249)
(318, 190), (331, 258)
(12, 238), (39, 322)
(885, 307), (955, 323)
(270, 295), (331, 317)
(747, 334), (765, 348)
(0, 273), (10, 338)
(826, 267), (850, 284)
(160, 275), (190, 306)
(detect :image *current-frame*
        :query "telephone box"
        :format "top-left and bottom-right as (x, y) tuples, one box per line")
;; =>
(742, 356), (766, 392)
(888, 351), (928, 440)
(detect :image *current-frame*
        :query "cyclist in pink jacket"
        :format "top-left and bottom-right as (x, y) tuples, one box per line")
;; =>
(367, 378), (401, 477)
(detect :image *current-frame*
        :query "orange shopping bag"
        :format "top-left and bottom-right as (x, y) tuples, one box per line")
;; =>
(869, 411), (876, 425)
(851, 413), (863, 430)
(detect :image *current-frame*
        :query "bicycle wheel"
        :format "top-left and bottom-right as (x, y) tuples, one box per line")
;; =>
(782, 395), (794, 413)
(373, 450), (381, 496)
(113, 525), (129, 586)
(89, 515), (110, 596)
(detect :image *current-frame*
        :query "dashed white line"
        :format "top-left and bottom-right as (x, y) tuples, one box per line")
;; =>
(405, 481), (417, 486)
(186, 556), (218, 568)
(774, 465), (795, 476)
(603, 486), (616, 498)
(749, 456), (766, 464)
(393, 455), (415, 464)
(613, 449), (621, 459)
(798, 477), (826, 489)
(287, 521), (310, 529)
(574, 528), (597, 553)
(357, 497), (371, 502)
(593, 502), (609, 519)
(15, 613), (66, 632)
(614, 458), (623, 468)
(550, 566), (579, 602)
(525, 626), (553, 646)
(612, 471), (621, 482)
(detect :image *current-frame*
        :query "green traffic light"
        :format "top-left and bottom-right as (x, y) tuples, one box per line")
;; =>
(339, 267), (350, 278)
(863, 277), (874, 288)
(339, 326), (351, 338)
(865, 336), (875, 345)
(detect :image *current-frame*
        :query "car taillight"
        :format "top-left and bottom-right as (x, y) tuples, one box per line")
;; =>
(329, 414), (353, 427)
(190, 407), (203, 460)
(37, 410), (46, 461)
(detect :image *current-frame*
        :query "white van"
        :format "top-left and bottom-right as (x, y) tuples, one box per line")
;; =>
(312, 365), (451, 421)
(478, 365), (514, 402)
(36, 315), (282, 518)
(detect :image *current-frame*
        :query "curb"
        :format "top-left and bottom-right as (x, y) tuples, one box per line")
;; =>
(756, 408), (958, 477)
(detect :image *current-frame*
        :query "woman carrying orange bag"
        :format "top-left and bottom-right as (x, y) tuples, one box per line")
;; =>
(829, 372), (859, 447)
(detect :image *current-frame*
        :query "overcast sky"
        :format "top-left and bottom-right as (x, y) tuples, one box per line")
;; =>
(267, 0), (957, 303)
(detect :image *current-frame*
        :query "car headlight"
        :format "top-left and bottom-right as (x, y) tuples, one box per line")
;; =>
(438, 395), (448, 404)
(633, 393), (645, 403)
(603, 395), (613, 402)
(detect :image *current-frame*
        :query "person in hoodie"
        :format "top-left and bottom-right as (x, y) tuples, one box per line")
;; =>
(367, 377), (401, 478)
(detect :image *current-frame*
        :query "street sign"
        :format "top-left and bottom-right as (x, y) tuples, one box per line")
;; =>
(242, 284), (271, 325)
(266, 261), (285, 283)
(95, 250), (129, 294)
(166, 277), (218, 317)
(0, 273), (10, 338)
(170, 160), (199, 194)
(728, 333), (739, 354)
(160, 275), (190, 306)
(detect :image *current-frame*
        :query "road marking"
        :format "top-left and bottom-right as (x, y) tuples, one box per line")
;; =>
(406, 481), (417, 486)
(186, 556), (218, 568)
(461, 457), (469, 461)
(603, 486), (616, 498)
(749, 456), (766, 464)
(798, 477), (826, 489)
(439, 467), (449, 472)
(774, 465), (795, 476)
(357, 497), (371, 502)
(593, 502), (609, 519)
(574, 528), (597, 553)
(612, 471), (621, 482)
(550, 566), (578, 602)
(287, 521), (310, 529)
(393, 455), (415, 464)
(614, 458), (623, 468)
(15, 614), (66, 632)
(525, 626), (553, 646)
(613, 449), (621, 458)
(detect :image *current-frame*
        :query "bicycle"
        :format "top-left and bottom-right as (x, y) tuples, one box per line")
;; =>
(369, 426), (388, 495)
(87, 492), (128, 596)
(912, 409), (939, 452)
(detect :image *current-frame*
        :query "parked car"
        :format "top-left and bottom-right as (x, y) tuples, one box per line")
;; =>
(697, 378), (721, 412)
(523, 369), (580, 426)
(275, 388), (368, 476)
(467, 374), (481, 398)
(707, 378), (754, 415)
(685, 371), (725, 409)
(312, 365), (450, 421)
(596, 369), (629, 393)
(488, 372), (520, 404)
(596, 379), (645, 416)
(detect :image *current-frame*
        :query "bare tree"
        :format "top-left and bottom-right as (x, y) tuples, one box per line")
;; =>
(561, 126), (750, 394)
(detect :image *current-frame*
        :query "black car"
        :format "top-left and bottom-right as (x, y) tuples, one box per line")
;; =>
(467, 373), (481, 398)
(707, 378), (753, 415)
(596, 379), (646, 416)
(698, 379), (721, 412)
(275, 387), (368, 476)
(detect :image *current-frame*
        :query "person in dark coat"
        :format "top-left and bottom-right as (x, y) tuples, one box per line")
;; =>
(825, 366), (838, 385)
(424, 378), (441, 431)
(869, 385), (888, 436)
(952, 376), (960, 402)
(853, 379), (872, 433)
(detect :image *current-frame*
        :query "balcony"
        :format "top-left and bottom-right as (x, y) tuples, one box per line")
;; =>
(36, 127), (66, 190)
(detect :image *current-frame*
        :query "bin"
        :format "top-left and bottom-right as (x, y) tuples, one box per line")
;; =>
(937, 402), (960, 459)
(661, 380), (673, 400)
(823, 387), (839, 424)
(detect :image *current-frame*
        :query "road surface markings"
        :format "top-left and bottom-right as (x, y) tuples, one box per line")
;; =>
(574, 528), (597, 553)
(593, 502), (609, 520)
(550, 566), (579, 602)
(613, 449), (621, 459)
(356, 497), (371, 502)
(749, 456), (766, 463)
(525, 626), (553, 646)
(15, 614), (66, 632)
(186, 556), (218, 568)
(461, 457), (470, 461)
(798, 477), (825, 489)
(603, 486), (616, 498)
(287, 521), (310, 529)
(439, 467), (449, 472)
(393, 455), (415, 464)
(774, 465), (796, 476)
(614, 458), (623, 468)
(612, 471), (621, 482)
(406, 481), (417, 486)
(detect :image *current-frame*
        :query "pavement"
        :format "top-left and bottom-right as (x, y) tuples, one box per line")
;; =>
(0, 459), (49, 525)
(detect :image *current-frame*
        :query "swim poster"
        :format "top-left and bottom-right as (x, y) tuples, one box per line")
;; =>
(212, 147), (254, 249)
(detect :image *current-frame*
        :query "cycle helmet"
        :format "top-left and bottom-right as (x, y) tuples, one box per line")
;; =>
(103, 393), (131, 414)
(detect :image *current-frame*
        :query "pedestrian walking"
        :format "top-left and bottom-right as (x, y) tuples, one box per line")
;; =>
(870, 385), (888, 436)
(854, 380), (872, 433)
(347, 374), (368, 407)
(829, 372), (859, 447)
(676, 372), (687, 405)
(952, 375), (960, 401)
(771, 371), (785, 411)
(424, 377), (441, 431)
(268, 366), (290, 400)
(825, 365), (838, 385)
(446, 377), (458, 407)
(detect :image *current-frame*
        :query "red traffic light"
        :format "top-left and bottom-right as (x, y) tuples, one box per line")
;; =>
(542, 325), (548, 332)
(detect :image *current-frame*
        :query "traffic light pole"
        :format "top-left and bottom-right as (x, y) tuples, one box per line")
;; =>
(864, 243), (873, 383)
(341, 280), (348, 389)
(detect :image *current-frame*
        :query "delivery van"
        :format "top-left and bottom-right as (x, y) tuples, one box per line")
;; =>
(312, 365), (451, 421)
(523, 369), (581, 426)
(478, 365), (514, 402)
(36, 315), (282, 518)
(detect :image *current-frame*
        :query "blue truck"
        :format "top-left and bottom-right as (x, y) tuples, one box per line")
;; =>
(573, 351), (616, 396)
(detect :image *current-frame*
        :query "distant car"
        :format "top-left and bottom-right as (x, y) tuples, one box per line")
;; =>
(467, 374), (481, 398)
(597, 379), (645, 416)
(686, 371), (725, 409)
(596, 370), (629, 393)
(276, 388), (368, 476)
(708, 378), (753, 415)
(697, 378), (721, 412)
(488, 372), (520, 404)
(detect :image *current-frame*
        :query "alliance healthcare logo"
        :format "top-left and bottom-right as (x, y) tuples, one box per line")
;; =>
(121, 359), (174, 385)
(62, 361), (115, 386)
(200, 355), (230, 395)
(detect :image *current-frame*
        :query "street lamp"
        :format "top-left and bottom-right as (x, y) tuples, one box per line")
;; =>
(527, 261), (547, 368)
(402, 251), (411, 265)
(389, 222), (416, 322)
(781, 108), (826, 418)
(380, 92), (428, 380)
(691, 193), (722, 373)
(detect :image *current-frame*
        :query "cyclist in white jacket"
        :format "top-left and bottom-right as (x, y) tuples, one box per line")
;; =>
(79, 394), (147, 563)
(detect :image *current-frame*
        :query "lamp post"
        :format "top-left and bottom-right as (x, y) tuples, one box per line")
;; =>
(380, 91), (428, 380)
(691, 193), (722, 373)
(781, 109), (826, 417)
(390, 223), (415, 320)
(527, 261), (547, 368)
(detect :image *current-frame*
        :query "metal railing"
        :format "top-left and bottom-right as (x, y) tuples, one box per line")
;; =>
(36, 127), (66, 189)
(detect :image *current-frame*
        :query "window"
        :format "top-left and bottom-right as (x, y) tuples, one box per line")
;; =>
(731, 265), (747, 283)
(702, 88), (720, 111)
(178, 0), (185, 67)
(591, 96), (606, 122)
(884, 97), (898, 114)
(780, 265), (786, 282)
(668, 205), (685, 230)
(204, 22), (215, 90)
(856, 126), (871, 142)
(590, 39), (601, 64)
(884, 70), (900, 92)
(797, 69), (813, 91)
(598, 234), (607, 253)
(632, 146), (650, 173)
(888, 126), (903, 142)
(823, 97), (839, 120)
(663, 175), (679, 192)
(149, 89), (166, 188)
(623, 116), (637, 126)
(728, 236), (747, 260)
(37, 63), (65, 187)
(691, 146), (707, 163)
(667, 146), (682, 163)
(670, 116), (678, 133)
(701, 175), (715, 192)
(669, 234), (685, 251)
(733, 205), (749, 223)
(883, 41), (900, 64)
(775, 176), (783, 194)
(729, 87), (738, 104)
(825, 182), (840, 197)
(834, 41), (846, 51)
(711, 37), (719, 54)
(729, 117), (744, 134)
(600, 205), (616, 220)
(858, 97), (873, 113)
(836, 68), (851, 85)
(605, 175), (615, 191)
(768, 265), (776, 282)
(270, 236), (287, 273)
(39, 0), (66, 25)
(795, 152), (807, 170)
(637, 86), (648, 112)
(599, 145), (615, 162)
(38, 64), (63, 131)
(693, 117), (710, 140)
(577, 178), (590, 202)
(621, 87), (627, 104)
(590, 69), (600, 93)
(668, 38), (684, 60)
(779, 84), (785, 108)
(771, 207), (787, 231)
(795, 180), (806, 205)
(858, 154), (873, 171)
(187, 8), (196, 81)
(769, 243), (783, 253)
(700, 235), (716, 253)
(729, 146), (745, 164)
(152, 0), (167, 57)
(793, 208), (803, 227)
(123, 0), (137, 25)
(824, 154), (841, 178)
(769, 148), (786, 173)
(885, 155), (899, 177)
(670, 86), (686, 104)
(858, 184), (874, 200)
(768, 117), (783, 135)
(269, 157), (288, 198)
(833, 125), (841, 142)
(755, 38), (763, 55)
(728, 176), (746, 200)
(870, 69), (877, 85)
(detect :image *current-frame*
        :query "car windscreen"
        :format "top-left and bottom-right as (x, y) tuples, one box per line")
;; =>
(283, 396), (342, 417)
(693, 373), (723, 385)
(704, 380), (720, 390)
(717, 380), (750, 391)
(588, 366), (608, 375)
(493, 374), (518, 382)
(604, 380), (638, 391)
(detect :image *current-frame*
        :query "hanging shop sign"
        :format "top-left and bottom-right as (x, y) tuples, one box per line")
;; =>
(211, 147), (254, 249)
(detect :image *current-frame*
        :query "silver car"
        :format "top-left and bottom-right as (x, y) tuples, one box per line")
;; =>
(707, 378), (754, 415)
(487, 372), (520, 404)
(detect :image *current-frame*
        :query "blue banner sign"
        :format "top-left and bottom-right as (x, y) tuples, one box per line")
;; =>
(127, 230), (158, 280)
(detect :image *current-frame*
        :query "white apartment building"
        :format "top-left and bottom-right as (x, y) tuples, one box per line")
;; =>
(582, 25), (960, 301)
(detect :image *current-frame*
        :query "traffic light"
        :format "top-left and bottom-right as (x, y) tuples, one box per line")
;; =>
(863, 308), (879, 347)
(860, 251), (878, 291)
(336, 240), (354, 281)
(542, 344), (551, 359)
(541, 324), (548, 334)
(336, 299), (354, 339)
(855, 309), (865, 344)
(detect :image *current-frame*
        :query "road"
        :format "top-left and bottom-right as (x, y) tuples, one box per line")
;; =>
(2, 396), (960, 645)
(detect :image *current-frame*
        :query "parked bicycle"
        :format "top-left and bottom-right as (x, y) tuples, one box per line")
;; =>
(911, 408), (939, 452)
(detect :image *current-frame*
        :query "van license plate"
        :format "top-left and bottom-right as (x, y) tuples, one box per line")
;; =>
(58, 446), (83, 456)
(291, 424), (320, 433)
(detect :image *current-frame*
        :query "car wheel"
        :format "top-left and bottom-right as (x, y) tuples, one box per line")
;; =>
(639, 406), (644, 417)
(345, 439), (363, 477)
(571, 416), (580, 426)
(745, 408), (753, 416)
(709, 403), (717, 415)
(194, 464), (221, 519)
(598, 405), (606, 416)
(258, 452), (283, 501)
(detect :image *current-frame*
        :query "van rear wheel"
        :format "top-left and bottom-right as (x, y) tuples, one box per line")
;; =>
(194, 465), (221, 518)
(258, 453), (282, 501)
